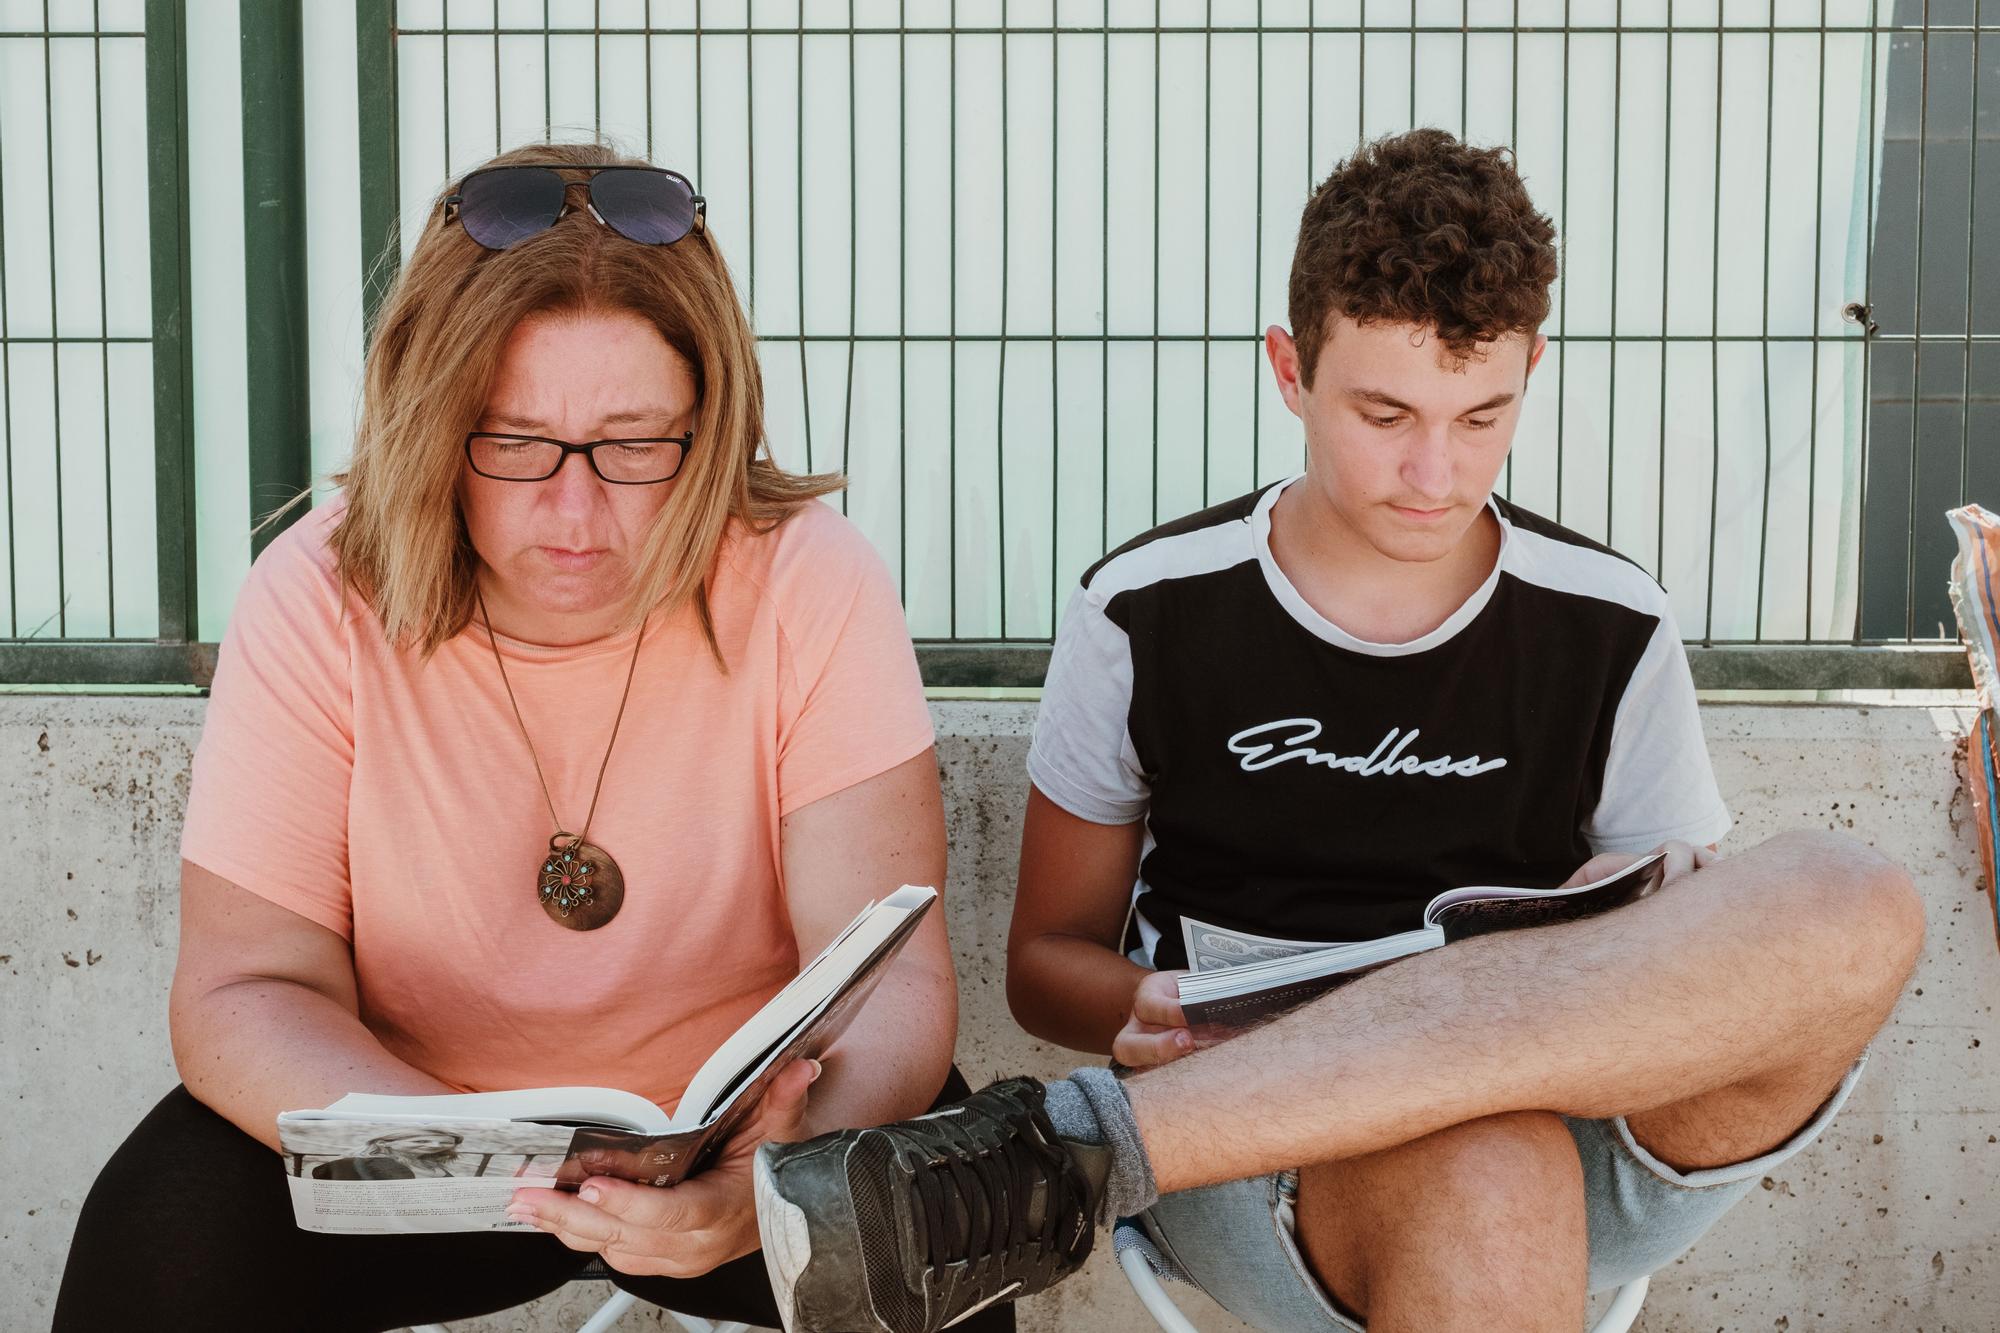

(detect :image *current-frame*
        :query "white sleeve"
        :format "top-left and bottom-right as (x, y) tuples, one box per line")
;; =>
(1580, 602), (1734, 854)
(1026, 582), (1150, 824)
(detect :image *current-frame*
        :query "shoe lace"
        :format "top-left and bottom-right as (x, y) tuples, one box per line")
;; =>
(905, 1103), (1085, 1282)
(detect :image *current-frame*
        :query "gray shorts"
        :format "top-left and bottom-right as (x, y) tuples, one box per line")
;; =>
(1135, 1052), (1867, 1332)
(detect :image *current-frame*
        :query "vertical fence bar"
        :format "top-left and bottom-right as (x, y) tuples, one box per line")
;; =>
(357, 0), (399, 342)
(1606, 3), (1621, 544)
(145, 0), (197, 644)
(41, 0), (68, 633)
(899, 0), (908, 597)
(1755, 22), (1775, 637)
(1655, 1), (1674, 579)
(948, 0), (957, 636)
(1506, 0), (1519, 497)
(795, 12), (814, 478)
(1201, 2), (1212, 506)
(0, 10), (15, 635)
(1854, 18), (1881, 645)
(1702, 16), (1724, 644)
(1806, 9), (1827, 634)
(1960, 6), (1982, 505)
(996, 1), (1011, 636)
(1555, 0), (1570, 524)
(494, 4), (503, 157)
(240, 0), (311, 553)
(1152, 14), (1161, 523)
(840, 8), (858, 495)
(93, 1), (115, 633)
(1100, 2), (1109, 555)
(1906, 2), (1929, 636)
(1050, 13), (1060, 631)
(1251, 0), (1264, 493)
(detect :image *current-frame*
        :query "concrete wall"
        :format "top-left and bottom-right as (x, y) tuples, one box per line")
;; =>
(2, 696), (1994, 1331)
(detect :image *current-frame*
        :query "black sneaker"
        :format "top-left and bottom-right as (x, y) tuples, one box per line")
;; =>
(752, 1076), (1111, 1332)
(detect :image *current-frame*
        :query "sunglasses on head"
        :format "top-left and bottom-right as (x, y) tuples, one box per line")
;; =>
(443, 165), (705, 251)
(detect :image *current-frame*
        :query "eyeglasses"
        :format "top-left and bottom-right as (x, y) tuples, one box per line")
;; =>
(464, 432), (694, 485)
(444, 165), (705, 251)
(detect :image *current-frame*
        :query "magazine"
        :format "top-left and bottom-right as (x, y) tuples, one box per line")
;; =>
(277, 885), (936, 1234)
(1175, 854), (1667, 1038)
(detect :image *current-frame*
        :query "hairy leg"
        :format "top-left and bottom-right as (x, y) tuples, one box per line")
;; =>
(1294, 1111), (1588, 1333)
(1127, 830), (1921, 1193)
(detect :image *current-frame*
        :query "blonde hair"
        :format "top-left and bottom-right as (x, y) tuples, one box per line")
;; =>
(328, 140), (842, 660)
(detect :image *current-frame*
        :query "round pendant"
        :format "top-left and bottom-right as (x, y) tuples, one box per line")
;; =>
(538, 835), (624, 931)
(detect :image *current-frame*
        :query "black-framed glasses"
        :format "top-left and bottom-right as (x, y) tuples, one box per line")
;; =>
(464, 432), (695, 484)
(444, 165), (705, 251)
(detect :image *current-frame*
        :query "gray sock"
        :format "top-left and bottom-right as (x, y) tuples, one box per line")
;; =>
(1041, 1065), (1159, 1225)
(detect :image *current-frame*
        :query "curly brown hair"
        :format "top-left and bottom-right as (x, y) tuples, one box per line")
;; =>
(1288, 128), (1558, 384)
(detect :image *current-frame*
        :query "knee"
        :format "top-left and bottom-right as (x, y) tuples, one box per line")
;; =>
(1348, 1112), (1586, 1263)
(1300, 1113), (1587, 1322)
(1759, 829), (1924, 996)
(1415, 1111), (1587, 1227)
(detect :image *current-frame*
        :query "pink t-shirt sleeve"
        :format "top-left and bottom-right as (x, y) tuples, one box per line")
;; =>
(180, 513), (356, 939)
(768, 506), (934, 816)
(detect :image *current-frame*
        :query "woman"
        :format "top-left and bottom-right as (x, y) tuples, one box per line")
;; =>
(53, 142), (1000, 1331)
(309, 1129), (465, 1181)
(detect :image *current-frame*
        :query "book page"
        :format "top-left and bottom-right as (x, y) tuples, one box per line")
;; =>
(313, 1086), (672, 1133)
(1180, 915), (1351, 973)
(285, 1173), (559, 1235)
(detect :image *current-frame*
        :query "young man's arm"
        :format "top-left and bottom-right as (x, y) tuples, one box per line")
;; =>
(1006, 786), (1151, 1053)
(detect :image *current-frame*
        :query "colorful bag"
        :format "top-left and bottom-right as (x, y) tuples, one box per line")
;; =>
(1946, 505), (2000, 947)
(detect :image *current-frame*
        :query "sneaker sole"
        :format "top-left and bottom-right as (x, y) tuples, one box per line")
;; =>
(753, 1148), (809, 1333)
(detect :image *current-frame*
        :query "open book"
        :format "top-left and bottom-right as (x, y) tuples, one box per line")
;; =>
(1176, 854), (1666, 1037)
(277, 885), (936, 1234)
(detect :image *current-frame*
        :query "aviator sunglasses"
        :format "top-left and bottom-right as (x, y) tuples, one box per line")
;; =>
(444, 165), (705, 250)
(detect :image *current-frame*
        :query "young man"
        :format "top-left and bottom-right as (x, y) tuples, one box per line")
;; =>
(751, 128), (1923, 1333)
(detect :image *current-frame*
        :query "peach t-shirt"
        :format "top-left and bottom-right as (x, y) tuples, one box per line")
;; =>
(180, 496), (934, 1111)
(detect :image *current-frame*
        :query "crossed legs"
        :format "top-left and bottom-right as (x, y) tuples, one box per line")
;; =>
(1126, 830), (1920, 1330)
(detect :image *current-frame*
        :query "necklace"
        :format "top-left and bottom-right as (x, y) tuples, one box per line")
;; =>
(476, 586), (646, 931)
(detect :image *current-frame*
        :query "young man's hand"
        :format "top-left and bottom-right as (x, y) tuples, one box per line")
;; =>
(1112, 969), (1195, 1067)
(1560, 839), (1719, 891)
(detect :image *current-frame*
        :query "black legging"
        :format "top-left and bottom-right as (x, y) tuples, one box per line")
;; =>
(54, 1067), (1012, 1332)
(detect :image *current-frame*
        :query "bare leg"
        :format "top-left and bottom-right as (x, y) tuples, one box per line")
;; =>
(1293, 1112), (1588, 1333)
(1128, 830), (1921, 1194)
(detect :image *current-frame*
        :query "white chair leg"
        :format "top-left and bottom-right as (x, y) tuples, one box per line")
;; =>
(1587, 1276), (1650, 1333)
(658, 1311), (752, 1333)
(408, 1326), (451, 1333)
(1118, 1243), (1202, 1333)
(575, 1288), (639, 1333)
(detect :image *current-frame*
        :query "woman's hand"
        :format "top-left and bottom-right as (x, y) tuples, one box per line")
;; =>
(1560, 839), (1719, 891)
(1111, 969), (1195, 1068)
(506, 1057), (820, 1278)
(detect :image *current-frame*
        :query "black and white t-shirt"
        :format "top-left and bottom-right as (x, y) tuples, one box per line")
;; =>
(1026, 475), (1733, 970)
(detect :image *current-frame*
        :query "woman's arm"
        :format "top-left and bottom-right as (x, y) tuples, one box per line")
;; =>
(776, 745), (958, 1133)
(168, 859), (453, 1152)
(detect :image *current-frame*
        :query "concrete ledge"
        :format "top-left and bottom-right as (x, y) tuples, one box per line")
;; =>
(3, 697), (1994, 1330)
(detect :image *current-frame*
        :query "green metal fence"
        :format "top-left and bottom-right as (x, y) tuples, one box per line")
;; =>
(0, 0), (202, 685)
(0, 1), (1990, 690)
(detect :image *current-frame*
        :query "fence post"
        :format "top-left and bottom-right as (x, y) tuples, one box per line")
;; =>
(145, 0), (197, 645)
(356, 0), (400, 347)
(240, 0), (311, 556)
